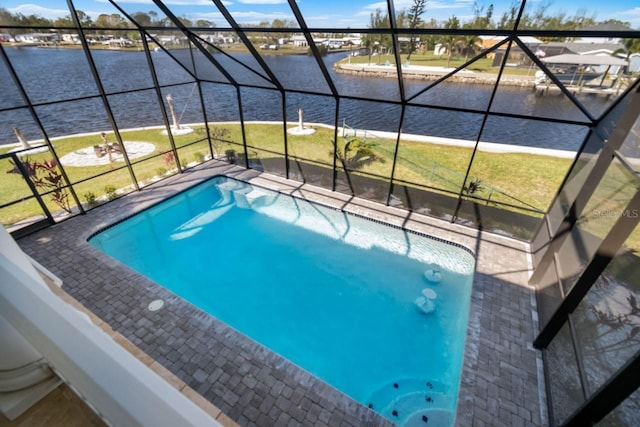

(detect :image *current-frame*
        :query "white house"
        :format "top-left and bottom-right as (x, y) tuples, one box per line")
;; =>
(291, 35), (308, 47)
(14, 33), (59, 44)
(104, 38), (135, 48)
(61, 33), (80, 44)
(624, 53), (640, 73)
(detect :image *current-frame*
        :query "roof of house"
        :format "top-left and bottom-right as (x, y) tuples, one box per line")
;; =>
(541, 53), (628, 66)
(545, 42), (624, 54)
(480, 35), (542, 45)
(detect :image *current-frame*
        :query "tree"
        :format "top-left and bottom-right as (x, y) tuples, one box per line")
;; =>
(55, 11), (91, 28)
(271, 18), (296, 44)
(0, 7), (15, 26)
(443, 16), (460, 68)
(196, 19), (213, 28)
(75, 10), (93, 27)
(333, 137), (385, 170)
(497, 0), (519, 30)
(95, 13), (125, 29)
(459, 34), (479, 62)
(614, 38), (640, 74)
(366, 8), (392, 64)
(406, 0), (427, 60)
(178, 17), (193, 27)
(471, 2), (494, 29)
(131, 12), (152, 27)
(53, 15), (74, 28)
(148, 11), (159, 25)
(623, 38), (640, 57)
(14, 13), (52, 28)
(460, 2), (491, 61)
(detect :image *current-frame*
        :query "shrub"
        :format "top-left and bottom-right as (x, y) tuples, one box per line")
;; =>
(8, 157), (72, 213)
(83, 191), (98, 207)
(104, 185), (118, 201)
(309, 45), (328, 56)
(225, 149), (236, 164)
(156, 167), (167, 177)
(162, 151), (175, 168)
(210, 127), (230, 156)
(193, 151), (205, 163)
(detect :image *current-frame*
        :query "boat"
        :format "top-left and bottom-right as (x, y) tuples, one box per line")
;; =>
(534, 66), (601, 86)
(535, 53), (628, 87)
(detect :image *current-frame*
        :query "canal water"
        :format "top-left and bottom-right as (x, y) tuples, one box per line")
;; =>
(0, 47), (617, 151)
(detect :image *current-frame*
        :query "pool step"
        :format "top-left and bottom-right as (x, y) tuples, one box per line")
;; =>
(168, 183), (237, 240)
(233, 188), (275, 210)
(216, 179), (251, 204)
(380, 390), (452, 426)
(365, 378), (453, 426)
(169, 202), (233, 240)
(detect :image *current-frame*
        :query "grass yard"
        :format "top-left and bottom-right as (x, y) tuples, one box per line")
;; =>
(1, 122), (573, 230)
(341, 51), (537, 76)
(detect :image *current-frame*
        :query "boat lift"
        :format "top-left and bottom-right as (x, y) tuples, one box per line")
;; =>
(535, 53), (629, 94)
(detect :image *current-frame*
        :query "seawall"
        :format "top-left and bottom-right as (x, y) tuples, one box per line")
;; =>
(334, 63), (536, 87)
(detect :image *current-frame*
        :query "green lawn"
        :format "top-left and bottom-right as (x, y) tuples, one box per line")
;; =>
(1, 123), (573, 231)
(341, 51), (536, 76)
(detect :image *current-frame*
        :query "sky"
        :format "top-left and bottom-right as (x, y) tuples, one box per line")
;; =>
(2, 0), (640, 29)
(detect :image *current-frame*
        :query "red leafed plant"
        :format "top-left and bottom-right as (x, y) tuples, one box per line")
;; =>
(162, 151), (175, 168)
(8, 157), (72, 214)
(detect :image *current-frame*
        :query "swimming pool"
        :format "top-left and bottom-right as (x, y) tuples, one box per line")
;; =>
(89, 176), (475, 426)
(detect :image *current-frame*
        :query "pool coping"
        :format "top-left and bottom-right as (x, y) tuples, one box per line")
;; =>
(16, 160), (546, 427)
(36, 269), (239, 427)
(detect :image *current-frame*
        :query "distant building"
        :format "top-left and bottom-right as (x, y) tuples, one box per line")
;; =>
(434, 43), (446, 56)
(490, 36), (545, 68)
(61, 34), (80, 44)
(291, 36), (308, 47)
(14, 33), (59, 44)
(535, 41), (628, 74)
(104, 38), (135, 48)
(479, 35), (542, 50)
(624, 53), (640, 73)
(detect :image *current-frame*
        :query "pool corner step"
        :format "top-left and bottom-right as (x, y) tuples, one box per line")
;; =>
(366, 379), (453, 426)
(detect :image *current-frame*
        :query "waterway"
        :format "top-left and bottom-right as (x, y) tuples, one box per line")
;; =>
(0, 46), (618, 151)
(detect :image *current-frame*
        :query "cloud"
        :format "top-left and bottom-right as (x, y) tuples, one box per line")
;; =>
(7, 4), (70, 19)
(614, 7), (640, 28)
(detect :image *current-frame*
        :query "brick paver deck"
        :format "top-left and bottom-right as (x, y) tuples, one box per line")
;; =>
(17, 161), (546, 427)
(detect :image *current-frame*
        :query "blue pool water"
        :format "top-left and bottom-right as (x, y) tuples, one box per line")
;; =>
(89, 176), (475, 426)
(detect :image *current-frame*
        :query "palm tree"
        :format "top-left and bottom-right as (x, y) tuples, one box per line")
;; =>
(406, 0), (427, 61)
(443, 16), (461, 68)
(460, 35), (480, 62)
(333, 137), (385, 170)
(612, 38), (640, 83)
(331, 136), (386, 194)
(621, 38), (640, 64)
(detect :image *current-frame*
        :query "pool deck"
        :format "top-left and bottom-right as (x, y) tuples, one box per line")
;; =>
(17, 161), (545, 427)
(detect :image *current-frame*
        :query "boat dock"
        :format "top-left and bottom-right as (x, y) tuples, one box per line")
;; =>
(533, 83), (626, 97)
